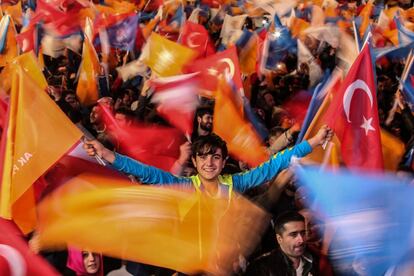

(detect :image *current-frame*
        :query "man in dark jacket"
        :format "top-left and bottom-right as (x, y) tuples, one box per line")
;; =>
(245, 211), (320, 276)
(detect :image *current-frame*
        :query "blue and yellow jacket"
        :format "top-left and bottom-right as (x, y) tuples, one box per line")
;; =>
(111, 141), (312, 197)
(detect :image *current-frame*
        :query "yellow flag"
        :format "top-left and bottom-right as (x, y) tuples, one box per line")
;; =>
(0, 64), (82, 233)
(0, 52), (47, 95)
(213, 77), (269, 167)
(76, 38), (100, 106)
(0, 15), (18, 67)
(142, 33), (197, 77)
(37, 173), (267, 275)
(380, 129), (405, 171)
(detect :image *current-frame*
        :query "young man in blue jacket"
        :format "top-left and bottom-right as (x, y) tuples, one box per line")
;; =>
(83, 125), (333, 198)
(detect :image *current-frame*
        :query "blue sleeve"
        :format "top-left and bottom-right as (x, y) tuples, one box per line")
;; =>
(112, 153), (191, 186)
(232, 141), (312, 193)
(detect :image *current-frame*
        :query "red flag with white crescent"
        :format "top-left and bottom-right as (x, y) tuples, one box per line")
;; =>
(324, 44), (383, 170)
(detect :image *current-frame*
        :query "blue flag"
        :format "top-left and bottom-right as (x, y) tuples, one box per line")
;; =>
(395, 15), (414, 45)
(296, 70), (331, 144)
(106, 14), (139, 51)
(263, 14), (296, 70)
(296, 166), (414, 276)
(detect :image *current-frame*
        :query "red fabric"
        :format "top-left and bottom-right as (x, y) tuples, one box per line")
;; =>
(323, 44), (383, 170)
(180, 21), (215, 58)
(0, 218), (59, 276)
(100, 106), (185, 171)
(149, 73), (200, 135)
(184, 46), (243, 94)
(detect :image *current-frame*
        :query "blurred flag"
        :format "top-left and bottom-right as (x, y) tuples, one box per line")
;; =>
(220, 14), (247, 46)
(0, 62), (82, 233)
(236, 29), (258, 75)
(380, 129), (405, 172)
(16, 23), (41, 54)
(100, 106), (185, 171)
(297, 39), (323, 87)
(76, 38), (100, 106)
(296, 166), (414, 276)
(37, 173), (267, 275)
(41, 32), (83, 58)
(2, 3), (23, 26)
(180, 21), (215, 58)
(401, 50), (414, 111)
(185, 46), (243, 97)
(150, 73), (200, 135)
(0, 218), (59, 275)
(141, 33), (197, 77)
(105, 13), (139, 51)
(297, 69), (341, 144)
(324, 44), (383, 171)
(261, 14), (296, 71)
(357, 0), (374, 37)
(116, 59), (148, 81)
(395, 15), (414, 45)
(0, 15), (18, 67)
(253, 0), (296, 18)
(213, 77), (268, 167)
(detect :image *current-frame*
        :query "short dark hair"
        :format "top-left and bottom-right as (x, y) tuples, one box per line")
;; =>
(191, 133), (228, 159)
(196, 106), (213, 118)
(274, 211), (305, 235)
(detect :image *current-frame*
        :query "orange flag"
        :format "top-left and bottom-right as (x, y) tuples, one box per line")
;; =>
(76, 38), (100, 106)
(141, 33), (197, 77)
(37, 173), (267, 275)
(0, 62), (82, 233)
(0, 15), (18, 67)
(0, 51), (47, 95)
(358, 0), (374, 37)
(213, 77), (268, 167)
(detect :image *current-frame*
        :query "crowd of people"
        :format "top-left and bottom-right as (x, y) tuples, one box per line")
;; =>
(1, 0), (414, 275)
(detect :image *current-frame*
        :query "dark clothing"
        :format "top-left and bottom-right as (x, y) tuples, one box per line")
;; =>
(245, 248), (319, 276)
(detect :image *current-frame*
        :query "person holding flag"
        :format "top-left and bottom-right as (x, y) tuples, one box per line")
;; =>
(83, 126), (332, 197)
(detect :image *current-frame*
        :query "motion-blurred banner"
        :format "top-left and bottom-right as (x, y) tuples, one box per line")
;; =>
(37, 173), (268, 275)
(296, 166), (414, 275)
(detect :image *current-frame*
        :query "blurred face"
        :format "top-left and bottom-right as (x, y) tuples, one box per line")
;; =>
(82, 251), (100, 274)
(277, 221), (306, 259)
(114, 113), (131, 127)
(65, 94), (80, 110)
(198, 114), (213, 132)
(192, 148), (226, 182)
(90, 106), (102, 125)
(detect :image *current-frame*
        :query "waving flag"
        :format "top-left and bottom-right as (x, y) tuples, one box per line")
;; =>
(213, 77), (268, 167)
(141, 33), (197, 77)
(180, 21), (215, 58)
(100, 106), (185, 171)
(0, 15), (18, 67)
(0, 55), (82, 233)
(236, 29), (258, 75)
(150, 73), (200, 135)
(297, 39), (323, 87)
(296, 167), (414, 276)
(76, 38), (100, 106)
(261, 14), (296, 70)
(37, 173), (267, 275)
(0, 218), (59, 275)
(16, 23), (41, 54)
(323, 44), (383, 171)
(185, 46), (243, 97)
(105, 13), (139, 51)
(395, 16), (414, 45)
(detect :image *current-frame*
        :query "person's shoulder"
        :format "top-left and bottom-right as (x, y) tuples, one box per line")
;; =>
(244, 250), (281, 275)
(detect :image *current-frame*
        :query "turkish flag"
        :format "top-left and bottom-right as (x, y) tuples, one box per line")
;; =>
(324, 44), (383, 170)
(180, 21), (215, 58)
(184, 46), (243, 98)
(0, 218), (59, 275)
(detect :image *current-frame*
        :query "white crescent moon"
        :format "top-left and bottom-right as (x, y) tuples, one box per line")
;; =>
(217, 58), (235, 78)
(187, 33), (202, 48)
(0, 244), (27, 276)
(342, 79), (373, 123)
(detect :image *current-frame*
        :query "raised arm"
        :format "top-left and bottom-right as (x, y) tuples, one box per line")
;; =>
(83, 139), (187, 185)
(232, 125), (333, 193)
